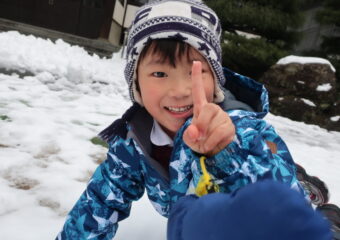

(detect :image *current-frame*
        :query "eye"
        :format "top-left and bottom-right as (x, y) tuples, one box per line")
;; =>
(152, 72), (167, 78)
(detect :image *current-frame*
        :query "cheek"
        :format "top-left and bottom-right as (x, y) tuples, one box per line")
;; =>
(141, 80), (157, 94)
(203, 77), (215, 103)
(139, 81), (162, 104)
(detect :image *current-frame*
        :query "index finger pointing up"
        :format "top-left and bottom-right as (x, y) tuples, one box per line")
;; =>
(192, 61), (208, 117)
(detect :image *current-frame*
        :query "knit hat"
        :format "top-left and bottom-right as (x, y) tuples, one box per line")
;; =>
(124, 0), (225, 105)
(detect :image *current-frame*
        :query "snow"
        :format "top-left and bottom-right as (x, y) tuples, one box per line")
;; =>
(316, 83), (333, 92)
(277, 55), (336, 72)
(301, 98), (316, 107)
(235, 30), (261, 39)
(0, 31), (340, 240)
(331, 116), (340, 122)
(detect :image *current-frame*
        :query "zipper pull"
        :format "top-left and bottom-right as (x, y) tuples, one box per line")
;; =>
(195, 156), (219, 197)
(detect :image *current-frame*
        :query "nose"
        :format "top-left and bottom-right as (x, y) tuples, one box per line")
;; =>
(168, 75), (191, 99)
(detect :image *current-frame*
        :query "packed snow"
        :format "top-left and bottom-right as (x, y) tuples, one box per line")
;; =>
(317, 83), (333, 92)
(277, 55), (336, 72)
(0, 31), (339, 240)
(331, 116), (340, 122)
(301, 98), (317, 107)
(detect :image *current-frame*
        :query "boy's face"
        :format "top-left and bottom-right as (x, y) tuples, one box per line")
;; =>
(137, 46), (215, 138)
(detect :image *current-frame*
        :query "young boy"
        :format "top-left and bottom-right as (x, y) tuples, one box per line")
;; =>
(57, 0), (309, 239)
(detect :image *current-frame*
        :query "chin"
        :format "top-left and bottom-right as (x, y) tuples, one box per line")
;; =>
(162, 125), (179, 138)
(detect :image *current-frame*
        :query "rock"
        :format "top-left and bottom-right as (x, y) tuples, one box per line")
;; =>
(260, 60), (339, 131)
(327, 100), (340, 131)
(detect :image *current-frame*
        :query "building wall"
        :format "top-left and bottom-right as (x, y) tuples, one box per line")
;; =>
(0, 0), (149, 46)
(108, 0), (148, 46)
(123, 4), (139, 28)
(109, 20), (123, 46)
(113, 0), (125, 26)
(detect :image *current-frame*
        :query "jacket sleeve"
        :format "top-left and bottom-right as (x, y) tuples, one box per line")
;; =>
(56, 136), (145, 240)
(206, 114), (306, 196)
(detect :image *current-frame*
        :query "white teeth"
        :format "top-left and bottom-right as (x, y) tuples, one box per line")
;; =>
(166, 105), (192, 113)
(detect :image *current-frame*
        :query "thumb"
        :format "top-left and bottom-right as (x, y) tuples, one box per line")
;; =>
(183, 124), (200, 146)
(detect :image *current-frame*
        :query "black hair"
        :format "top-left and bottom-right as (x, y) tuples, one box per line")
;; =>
(138, 39), (190, 68)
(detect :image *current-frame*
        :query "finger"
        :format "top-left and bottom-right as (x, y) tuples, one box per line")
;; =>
(202, 122), (235, 155)
(194, 103), (220, 138)
(183, 124), (203, 153)
(183, 124), (200, 143)
(203, 106), (232, 137)
(192, 61), (208, 117)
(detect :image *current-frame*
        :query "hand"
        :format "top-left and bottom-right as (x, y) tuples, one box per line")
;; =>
(183, 61), (235, 157)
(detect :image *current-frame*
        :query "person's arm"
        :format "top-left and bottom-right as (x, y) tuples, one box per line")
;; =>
(56, 136), (145, 240)
(209, 114), (305, 195)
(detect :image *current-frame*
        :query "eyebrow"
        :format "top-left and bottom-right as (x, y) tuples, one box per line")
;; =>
(143, 54), (207, 67)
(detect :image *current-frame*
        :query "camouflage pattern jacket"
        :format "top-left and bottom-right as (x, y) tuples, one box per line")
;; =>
(57, 68), (304, 240)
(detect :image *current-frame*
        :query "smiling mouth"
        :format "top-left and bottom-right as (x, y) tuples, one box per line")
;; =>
(165, 105), (193, 113)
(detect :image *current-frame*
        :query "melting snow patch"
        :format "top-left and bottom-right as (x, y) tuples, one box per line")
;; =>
(301, 98), (316, 107)
(330, 116), (340, 122)
(316, 83), (332, 92)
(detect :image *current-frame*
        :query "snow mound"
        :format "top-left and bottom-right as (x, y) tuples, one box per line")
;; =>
(0, 31), (129, 98)
(277, 55), (336, 72)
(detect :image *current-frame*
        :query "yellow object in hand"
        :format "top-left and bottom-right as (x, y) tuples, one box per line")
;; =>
(195, 156), (219, 197)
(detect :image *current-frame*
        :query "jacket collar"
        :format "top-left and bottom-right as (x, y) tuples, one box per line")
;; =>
(222, 67), (269, 118)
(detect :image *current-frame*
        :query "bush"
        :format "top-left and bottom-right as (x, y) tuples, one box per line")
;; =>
(221, 33), (287, 79)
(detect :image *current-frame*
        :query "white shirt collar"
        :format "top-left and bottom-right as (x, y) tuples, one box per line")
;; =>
(150, 120), (174, 147)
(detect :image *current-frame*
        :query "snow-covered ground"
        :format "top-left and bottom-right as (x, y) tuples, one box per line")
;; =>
(0, 31), (339, 240)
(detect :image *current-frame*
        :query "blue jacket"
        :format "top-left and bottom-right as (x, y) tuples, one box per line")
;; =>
(57, 68), (305, 239)
(168, 181), (331, 240)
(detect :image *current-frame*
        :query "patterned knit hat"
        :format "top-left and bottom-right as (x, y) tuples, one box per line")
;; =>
(124, 0), (225, 105)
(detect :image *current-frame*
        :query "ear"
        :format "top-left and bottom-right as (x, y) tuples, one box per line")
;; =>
(133, 78), (144, 106)
(135, 78), (141, 93)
